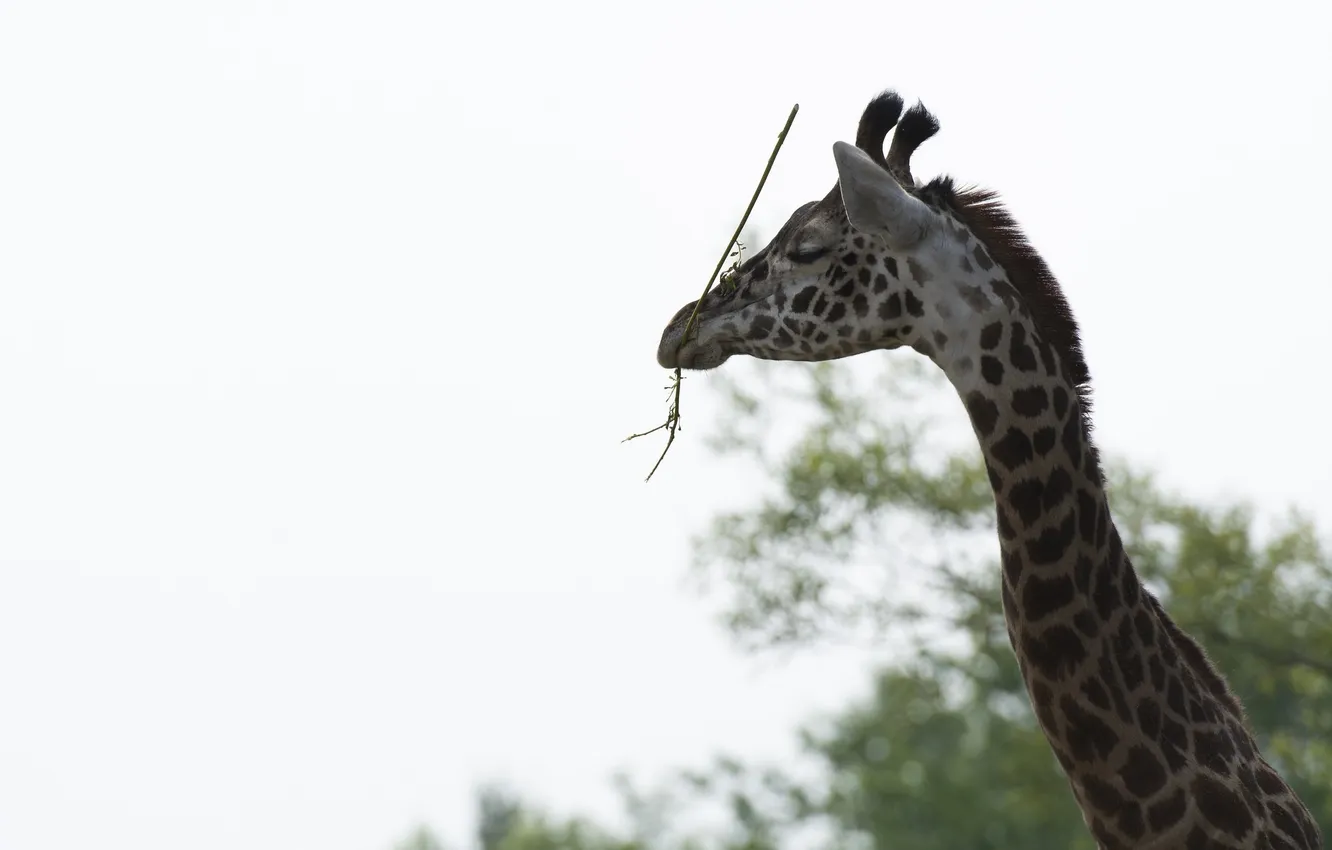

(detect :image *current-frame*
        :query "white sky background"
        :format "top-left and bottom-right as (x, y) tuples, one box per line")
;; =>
(1, 1), (1330, 848)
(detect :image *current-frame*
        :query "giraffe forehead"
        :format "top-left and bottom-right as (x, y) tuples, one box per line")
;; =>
(779, 204), (847, 246)
(768, 200), (825, 241)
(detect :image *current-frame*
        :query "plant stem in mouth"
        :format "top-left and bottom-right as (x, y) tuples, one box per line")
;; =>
(625, 103), (800, 482)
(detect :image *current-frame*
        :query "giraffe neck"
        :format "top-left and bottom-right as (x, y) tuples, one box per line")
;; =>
(927, 305), (1319, 849)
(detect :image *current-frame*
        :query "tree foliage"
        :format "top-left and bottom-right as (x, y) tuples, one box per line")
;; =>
(689, 359), (1332, 843)
(411, 358), (1332, 848)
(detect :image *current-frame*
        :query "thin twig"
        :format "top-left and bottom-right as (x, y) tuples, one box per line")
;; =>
(625, 103), (800, 482)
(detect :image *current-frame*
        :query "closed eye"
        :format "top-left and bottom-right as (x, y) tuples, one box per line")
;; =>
(787, 245), (830, 264)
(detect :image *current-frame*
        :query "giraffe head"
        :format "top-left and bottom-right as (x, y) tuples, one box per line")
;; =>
(655, 91), (1088, 394)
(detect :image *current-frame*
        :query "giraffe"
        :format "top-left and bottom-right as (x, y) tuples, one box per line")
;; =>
(654, 90), (1323, 849)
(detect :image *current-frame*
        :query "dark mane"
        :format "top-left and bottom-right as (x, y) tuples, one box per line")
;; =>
(927, 177), (1103, 485)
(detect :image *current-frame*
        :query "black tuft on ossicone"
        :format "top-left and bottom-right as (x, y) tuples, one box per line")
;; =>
(854, 90), (905, 165)
(887, 100), (941, 187)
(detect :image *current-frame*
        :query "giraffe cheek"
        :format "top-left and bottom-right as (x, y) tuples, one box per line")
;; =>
(745, 314), (777, 341)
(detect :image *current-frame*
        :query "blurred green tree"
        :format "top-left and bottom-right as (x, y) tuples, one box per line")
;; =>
(393, 825), (449, 850)
(404, 358), (1332, 848)
(680, 359), (1332, 846)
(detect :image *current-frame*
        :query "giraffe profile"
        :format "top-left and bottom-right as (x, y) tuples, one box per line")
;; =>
(655, 90), (1322, 849)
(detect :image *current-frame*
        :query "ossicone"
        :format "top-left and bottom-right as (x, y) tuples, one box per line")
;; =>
(854, 90), (905, 164)
(886, 101), (940, 187)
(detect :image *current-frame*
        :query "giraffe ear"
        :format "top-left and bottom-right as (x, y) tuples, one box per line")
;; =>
(832, 141), (932, 250)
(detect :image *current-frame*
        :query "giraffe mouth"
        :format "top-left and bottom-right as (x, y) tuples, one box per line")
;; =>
(661, 338), (730, 370)
(656, 322), (732, 370)
(656, 293), (772, 370)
